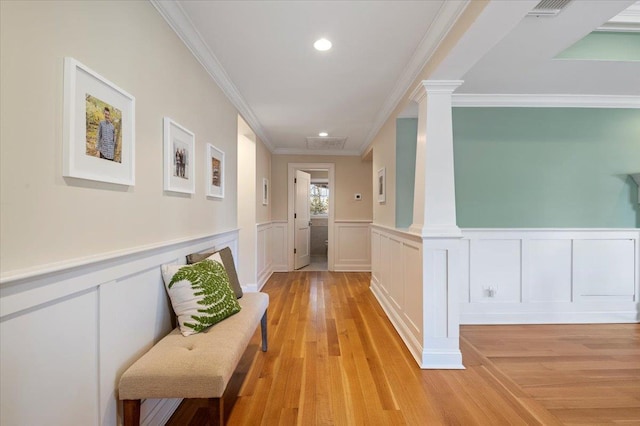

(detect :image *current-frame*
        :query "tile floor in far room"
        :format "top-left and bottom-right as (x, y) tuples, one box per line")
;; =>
(298, 255), (327, 271)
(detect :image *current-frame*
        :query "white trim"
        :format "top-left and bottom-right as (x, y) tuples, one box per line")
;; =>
(0, 229), (239, 285)
(334, 219), (372, 223)
(149, 0), (274, 152)
(360, 1), (470, 155)
(0, 229), (240, 425)
(452, 94), (640, 109)
(370, 227), (465, 369)
(1, 231), (240, 318)
(459, 228), (640, 325)
(270, 221), (289, 272)
(287, 163), (335, 271)
(333, 222), (371, 272)
(256, 222), (274, 290)
(461, 308), (639, 324)
(410, 80), (465, 102)
(370, 223), (423, 242)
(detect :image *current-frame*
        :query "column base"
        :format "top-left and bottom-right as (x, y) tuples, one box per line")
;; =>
(420, 349), (465, 369)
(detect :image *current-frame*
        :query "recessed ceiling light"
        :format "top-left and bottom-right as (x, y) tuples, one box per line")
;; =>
(313, 38), (332, 51)
(318, 132), (329, 137)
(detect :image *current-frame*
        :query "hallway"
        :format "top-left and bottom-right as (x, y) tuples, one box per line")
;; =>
(168, 272), (640, 425)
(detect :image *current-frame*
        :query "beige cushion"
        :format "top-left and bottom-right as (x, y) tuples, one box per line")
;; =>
(187, 247), (243, 299)
(119, 292), (268, 400)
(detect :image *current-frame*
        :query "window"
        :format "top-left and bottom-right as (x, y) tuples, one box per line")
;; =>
(310, 183), (329, 216)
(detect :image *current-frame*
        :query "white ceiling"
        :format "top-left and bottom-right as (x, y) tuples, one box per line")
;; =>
(153, 0), (640, 156)
(459, 0), (640, 95)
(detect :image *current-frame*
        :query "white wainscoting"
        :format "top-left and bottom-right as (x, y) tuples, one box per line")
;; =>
(257, 222), (273, 290)
(270, 221), (288, 272)
(370, 225), (463, 369)
(0, 230), (239, 426)
(333, 221), (372, 272)
(460, 229), (640, 324)
(371, 226), (424, 361)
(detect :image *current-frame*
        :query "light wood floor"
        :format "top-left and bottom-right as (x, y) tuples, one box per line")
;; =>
(167, 271), (640, 425)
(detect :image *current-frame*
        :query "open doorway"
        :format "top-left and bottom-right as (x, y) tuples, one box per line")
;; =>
(287, 163), (335, 271)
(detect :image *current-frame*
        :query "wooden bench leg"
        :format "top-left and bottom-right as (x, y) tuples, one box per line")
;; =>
(122, 400), (141, 426)
(208, 397), (224, 425)
(261, 311), (268, 352)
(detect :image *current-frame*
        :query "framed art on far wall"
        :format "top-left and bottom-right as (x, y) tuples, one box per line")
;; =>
(164, 117), (195, 194)
(377, 167), (386, 203)
(206, 144), (225, 198)
(262, 178), (269, 205)
(63, 57), (135, 185)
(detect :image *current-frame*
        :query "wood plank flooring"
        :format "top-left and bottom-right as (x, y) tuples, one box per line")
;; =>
(167, 271), (640, 425)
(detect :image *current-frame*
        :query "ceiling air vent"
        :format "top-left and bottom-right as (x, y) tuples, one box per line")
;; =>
(527, 0), (572, 17)
(306, 137), (347, 150)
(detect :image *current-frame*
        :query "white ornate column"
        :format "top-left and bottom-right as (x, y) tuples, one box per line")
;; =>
(409, 80), (463, 237)
(410, 80), (464, 369)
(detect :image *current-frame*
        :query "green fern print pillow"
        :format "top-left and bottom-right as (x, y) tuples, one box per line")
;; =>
(161, 254), (241, 336)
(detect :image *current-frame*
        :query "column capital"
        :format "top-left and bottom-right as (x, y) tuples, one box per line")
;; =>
(410, 80), (464, 103)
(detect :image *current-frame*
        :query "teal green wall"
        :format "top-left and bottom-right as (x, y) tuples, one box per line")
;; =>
(556, 32), (640, 62)
(396, 118), (417, 228)
(453, 108), (640, 228)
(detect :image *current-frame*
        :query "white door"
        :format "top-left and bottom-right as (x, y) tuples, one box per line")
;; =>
(294, 170), (311, 270)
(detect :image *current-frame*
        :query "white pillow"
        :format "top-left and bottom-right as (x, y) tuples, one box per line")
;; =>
(161, 253), (241, 336)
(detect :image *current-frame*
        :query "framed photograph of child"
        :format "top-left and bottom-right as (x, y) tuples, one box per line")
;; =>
(63, 57), (135, 185)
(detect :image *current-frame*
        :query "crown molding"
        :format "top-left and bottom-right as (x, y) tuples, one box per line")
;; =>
(410, 79), (465, 103)
(273, 148), (361, 157)
(359, 0), (470, 155)
(452, 94), (640, 108)
(150, 0), (275, 152)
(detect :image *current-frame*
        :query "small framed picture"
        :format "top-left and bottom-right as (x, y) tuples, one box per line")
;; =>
(377, 167), (386, 203)
(63, 57), (135, 185)
(164, 117), (195, 194)
(262, 178), (269, 205)
(206, 144), (225, 198)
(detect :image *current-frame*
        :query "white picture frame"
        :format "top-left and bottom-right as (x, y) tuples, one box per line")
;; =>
(63, 57), (135, 185)
(377, 167), (386, 203)
(262, 178), (269, 205)
(164, 117), (195, 194)
(206, 144), (225, 198)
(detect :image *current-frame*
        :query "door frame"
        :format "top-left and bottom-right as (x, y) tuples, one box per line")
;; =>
(287, 163), (335, 271)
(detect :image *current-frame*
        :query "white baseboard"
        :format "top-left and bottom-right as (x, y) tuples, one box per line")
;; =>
(461, 306), (640, 324)
(333, 264), (371, 272)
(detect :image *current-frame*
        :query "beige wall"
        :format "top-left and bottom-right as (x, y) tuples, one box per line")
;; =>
(271, 155), (373, 221)
(0, 1), (239, 273)
(255, 137), (271, 223)
(369, 1), (487, 228)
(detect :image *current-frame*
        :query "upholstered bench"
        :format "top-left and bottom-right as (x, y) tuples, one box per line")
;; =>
(118, 291), (269, 426)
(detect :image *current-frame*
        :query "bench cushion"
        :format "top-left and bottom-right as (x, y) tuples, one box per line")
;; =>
(119, 292), (268, 400)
